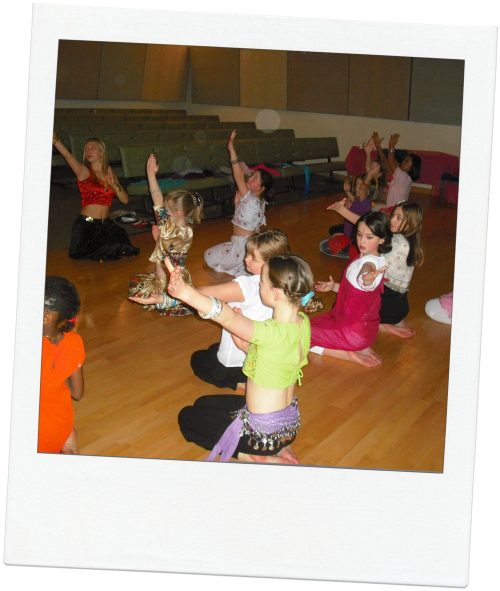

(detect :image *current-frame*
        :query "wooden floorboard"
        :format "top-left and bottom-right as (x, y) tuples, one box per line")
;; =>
(44, 190), (456, 471)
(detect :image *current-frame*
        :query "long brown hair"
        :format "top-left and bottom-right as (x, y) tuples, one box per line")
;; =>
(392, 202), (424, 267)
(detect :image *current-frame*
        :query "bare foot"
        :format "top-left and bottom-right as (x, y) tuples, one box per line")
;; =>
(238, 446), (300, 464)
(379, 321), (416, 338)
(323, 347), (382, 367)
(60, 428), (80, 454)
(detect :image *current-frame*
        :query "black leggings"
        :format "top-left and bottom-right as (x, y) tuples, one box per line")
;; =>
(178, 394), (295, 459)
(190, 344), (247, 390)
(379, 286), (410, 325)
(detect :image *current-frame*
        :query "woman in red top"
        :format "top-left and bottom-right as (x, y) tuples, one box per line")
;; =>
(53, 134), (140, 261)
(39, 277), (86, 454)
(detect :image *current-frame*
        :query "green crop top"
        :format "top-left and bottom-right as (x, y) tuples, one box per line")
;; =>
(243, 312), (311, 389)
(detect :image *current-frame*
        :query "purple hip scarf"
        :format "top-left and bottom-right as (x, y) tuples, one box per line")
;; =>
(206, 397), (300, 462)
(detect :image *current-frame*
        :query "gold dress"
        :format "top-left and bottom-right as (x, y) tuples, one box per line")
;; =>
(129, 204), (194, 316)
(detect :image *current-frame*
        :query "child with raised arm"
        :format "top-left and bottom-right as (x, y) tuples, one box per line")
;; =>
(39, 277), (85, 454)
(165, 254), (322, 463)
(329, 199), (424, 338)
(128, 154), (204, 316)
(310, 211), (391, 367)
(204, 130), (274, 277)
(372, 132), (421, 210)
(320, 163), (380, 258)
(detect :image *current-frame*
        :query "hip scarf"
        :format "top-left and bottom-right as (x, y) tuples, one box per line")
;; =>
(205, 397), (300, 462)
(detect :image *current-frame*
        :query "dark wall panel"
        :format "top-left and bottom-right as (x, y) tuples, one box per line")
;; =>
(55, 40), (102, 100)
(409, 58), (464, 126)
(142, 45), (189, 102)
(98, 42), (147, 101)
(287, 51), (349, 115)
(190, 47), (240, 106)
(348, 55), (412, 121)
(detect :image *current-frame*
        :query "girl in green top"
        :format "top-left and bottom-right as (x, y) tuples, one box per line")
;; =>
(166, 254), (322, 463)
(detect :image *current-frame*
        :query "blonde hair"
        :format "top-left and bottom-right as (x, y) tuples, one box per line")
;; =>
(246, 229), (290, 262)
(83, 137), (109, 172)
(165, 190), (204, 224)
(267, 254), (324, 313)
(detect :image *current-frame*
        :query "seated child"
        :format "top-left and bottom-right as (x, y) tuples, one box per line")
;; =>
(128, 154), (204, 316)
(192, 229), (291, 390)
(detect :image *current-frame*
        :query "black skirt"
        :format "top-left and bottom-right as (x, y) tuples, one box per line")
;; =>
(69, 215), (140, 261)
(379, 285), (409, 325)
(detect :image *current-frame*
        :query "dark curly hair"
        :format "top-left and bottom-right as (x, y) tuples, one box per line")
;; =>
(44, 276), (81, 332)
(352, 211), (393, 255)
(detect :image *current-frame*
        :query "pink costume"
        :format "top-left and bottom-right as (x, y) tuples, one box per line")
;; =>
(310, 256), (385, 351)
(386, 167), (413, 209)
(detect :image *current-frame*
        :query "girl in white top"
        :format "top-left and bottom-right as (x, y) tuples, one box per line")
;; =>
(204, 130), (274, 277)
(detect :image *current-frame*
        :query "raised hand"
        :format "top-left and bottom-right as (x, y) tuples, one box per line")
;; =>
(227, 129), (237, 151)
(151, 225), (159, 241)
(343, 179), (351, 193)
(372, 132), (383, 147)
(389, 134), (400, 149)
(105, 167), (114, 186)
(362, 266), (388, 286)
(146, 153), (159, 175)
(363, 138), (375, 154)
(315, 276), (335, 292)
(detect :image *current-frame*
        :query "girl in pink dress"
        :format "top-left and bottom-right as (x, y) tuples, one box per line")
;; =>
(310, 211), (392, 367)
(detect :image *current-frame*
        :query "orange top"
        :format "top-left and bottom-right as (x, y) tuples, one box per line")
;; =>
(38, 332), (85, 453)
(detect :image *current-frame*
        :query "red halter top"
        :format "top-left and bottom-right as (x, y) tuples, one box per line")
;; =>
(77, 168), (115, 208)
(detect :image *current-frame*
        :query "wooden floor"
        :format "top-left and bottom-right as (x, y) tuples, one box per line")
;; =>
(45, 190), (456, 470)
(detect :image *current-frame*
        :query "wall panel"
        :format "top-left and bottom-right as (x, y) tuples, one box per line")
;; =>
(190, 47), (240, 106)
(240, 49), (287, 110)
(142, 45), (189, 102)
(98, 42), (147, 101)
(55, 40), (102, 100)
(348, 55), (412, 121)
(409, 58), (464, 126)
(287, 51), (349, 115)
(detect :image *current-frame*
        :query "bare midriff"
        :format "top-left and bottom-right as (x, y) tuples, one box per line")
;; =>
(80, 204), (111, 219)
(245, 381), (295, 415)
(232, 224), (255, 237)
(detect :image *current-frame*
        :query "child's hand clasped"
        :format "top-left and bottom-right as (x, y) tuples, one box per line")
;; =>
(362, 266), (388, 286)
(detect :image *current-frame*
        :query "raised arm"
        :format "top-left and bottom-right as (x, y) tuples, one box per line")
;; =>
(227, 130), (249, 198)
(146, 154), (165, 207)
(373, 132), (398, 176)
(165, 258), (255, 342)
(363, 137), (376, 173)
(53, 132), (89, 181)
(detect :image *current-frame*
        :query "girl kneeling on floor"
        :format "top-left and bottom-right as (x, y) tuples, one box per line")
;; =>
(310, 211), (391, 367)
(167, 254), (322, 463)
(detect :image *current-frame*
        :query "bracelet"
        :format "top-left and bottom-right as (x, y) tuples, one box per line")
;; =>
(150, 188), (162, 194)
(388, 148), (395, 153)
(53, 132), (60, 145)
(114, 185), (120, 193)
(154, 294), (169, 310)
(229, 159), (239, 165)
(198, 296), (223, 320)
